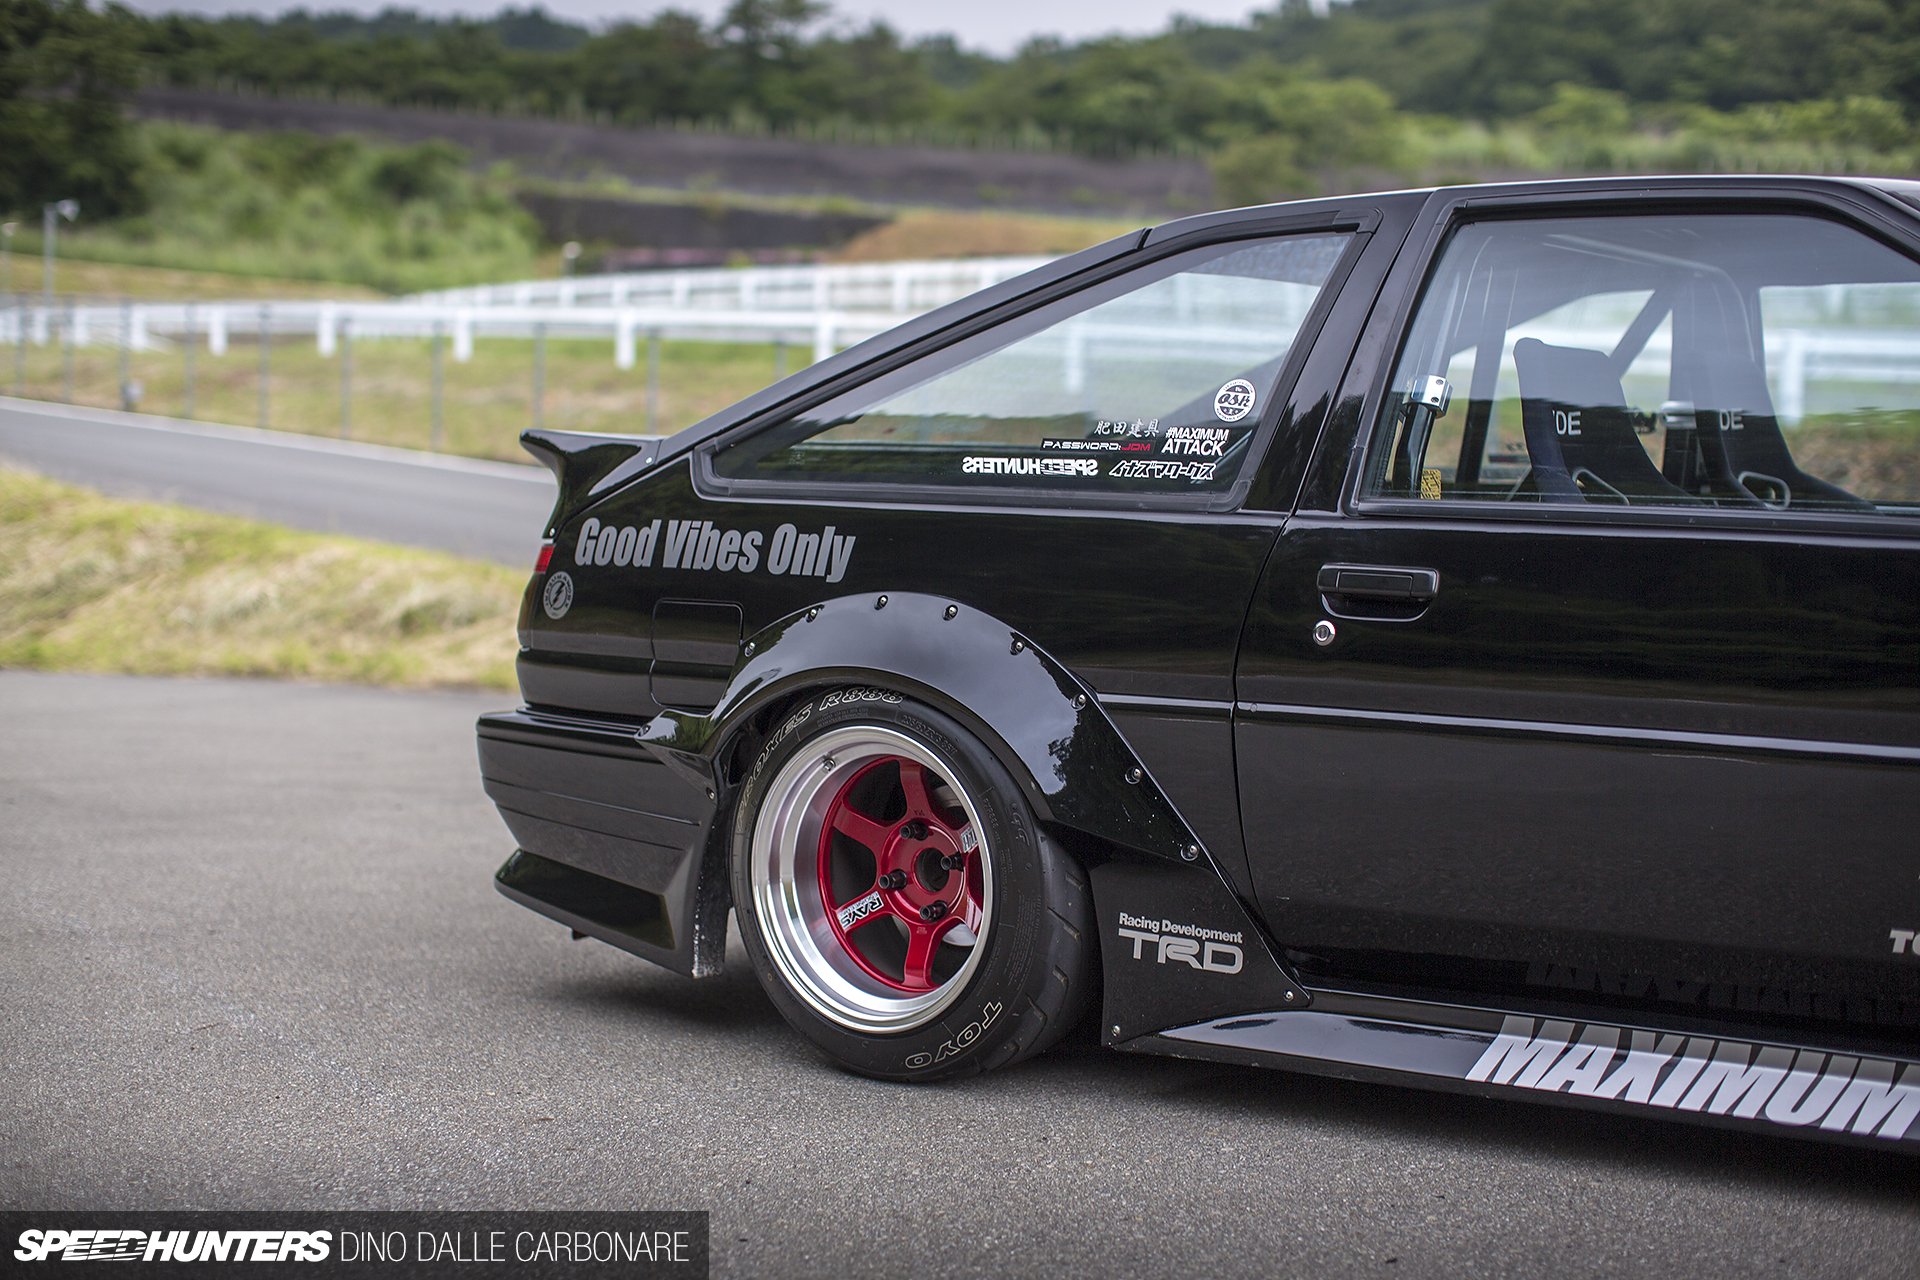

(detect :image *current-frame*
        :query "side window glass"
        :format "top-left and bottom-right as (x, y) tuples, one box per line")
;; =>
(1365, 213), (1920, 517)
(711, 233), (1351, 496)
(1758, 279), (1920, 508)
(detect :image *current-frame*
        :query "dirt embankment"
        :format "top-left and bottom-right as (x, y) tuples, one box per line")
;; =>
(136, 87), (1215, 217)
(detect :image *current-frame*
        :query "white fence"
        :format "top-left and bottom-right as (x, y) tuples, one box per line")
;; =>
(0, 297), (919, 367)
(1, 288), (1913, 431)
(405, 256), (1053, 315)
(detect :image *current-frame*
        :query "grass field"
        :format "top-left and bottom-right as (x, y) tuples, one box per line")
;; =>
(827, 210), (1140, 261)
(0, 467), (521, 689)
(0, 214), (1117, 461)
(5, 256), (388, 303)
(3, 332), (795, 461)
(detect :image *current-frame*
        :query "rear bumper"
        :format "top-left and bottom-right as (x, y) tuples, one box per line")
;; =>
(477, 707), (726, 977)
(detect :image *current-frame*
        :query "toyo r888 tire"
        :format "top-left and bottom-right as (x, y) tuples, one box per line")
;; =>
(729, 687), (1095, 1080)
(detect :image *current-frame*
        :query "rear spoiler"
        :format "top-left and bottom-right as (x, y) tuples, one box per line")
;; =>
(520, 429), (662, 532)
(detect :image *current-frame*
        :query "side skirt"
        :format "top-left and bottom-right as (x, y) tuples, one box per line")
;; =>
(1118, 990), (1920, 1152)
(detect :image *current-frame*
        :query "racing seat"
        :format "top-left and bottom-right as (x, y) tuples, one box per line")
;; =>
(1513, 338), (1693, 504)
(1688, 354), (1874, 511)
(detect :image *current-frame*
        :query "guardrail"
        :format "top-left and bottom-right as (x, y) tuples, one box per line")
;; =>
(0, 292), (930, 441)
(0, 296), (915, 364)
(403, 256), (1054, 314)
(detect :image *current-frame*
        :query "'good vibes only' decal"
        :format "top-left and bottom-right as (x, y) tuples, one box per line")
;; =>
(572, 517), (856, 583)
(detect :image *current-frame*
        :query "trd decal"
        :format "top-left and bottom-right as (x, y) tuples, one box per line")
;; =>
(1116, 911), (1244, 974)
(1891, 929), (1918, 956)
(573, 517), (855, 583)
(1469, 1016), (1920, 1140)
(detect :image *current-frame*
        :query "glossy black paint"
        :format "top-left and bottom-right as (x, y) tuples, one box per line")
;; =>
(1239, 179), (1920, 1058)
(477, 705), (723, 975)
(480, 176), (1920, 1144)
(1133, 987), (1920, 1152)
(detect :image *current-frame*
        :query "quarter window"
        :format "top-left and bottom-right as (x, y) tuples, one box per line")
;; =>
(1365, 213), (1920, 517)
(711, 233), (1351, 496)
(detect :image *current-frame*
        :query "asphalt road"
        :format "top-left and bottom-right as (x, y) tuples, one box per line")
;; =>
(1, 671), (1915, 1277)
(0, 397), (554, 565)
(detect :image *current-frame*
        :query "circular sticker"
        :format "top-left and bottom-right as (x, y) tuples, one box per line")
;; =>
(541, 571), (574, 620)
(1214, 379), (1257, 423)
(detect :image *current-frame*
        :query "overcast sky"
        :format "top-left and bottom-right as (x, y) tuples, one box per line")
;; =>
(120, 1), (1282, 55)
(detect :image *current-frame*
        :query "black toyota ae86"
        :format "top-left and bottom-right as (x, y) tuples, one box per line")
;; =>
(478, 176), (1920, 1150)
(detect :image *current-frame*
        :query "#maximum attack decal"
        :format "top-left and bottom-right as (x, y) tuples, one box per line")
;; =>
(1464, 1016), (1920, 1141)
(1165, 1011), (1920, 1143)
(572, 517), (854, 583)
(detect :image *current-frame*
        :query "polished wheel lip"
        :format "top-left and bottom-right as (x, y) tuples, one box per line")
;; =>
(750, 725), (994, 1035)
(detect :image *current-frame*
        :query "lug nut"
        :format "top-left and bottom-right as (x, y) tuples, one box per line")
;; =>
(920, 901), (948, 922)
(900, 820), (928, 840)
(939, 853), (966, 872)
(878, 870), (908, 891)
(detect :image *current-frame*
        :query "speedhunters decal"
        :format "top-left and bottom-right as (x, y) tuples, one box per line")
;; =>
(572, 517), (855, 583)
(5, 1211), (709, 1274)
(962, 456), (1099, 478)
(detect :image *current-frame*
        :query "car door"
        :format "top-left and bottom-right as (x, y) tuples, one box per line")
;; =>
(1236, 183), (1920, 1041)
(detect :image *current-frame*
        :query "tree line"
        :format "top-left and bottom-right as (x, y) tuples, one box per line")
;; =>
(4, 0), (1918, 223)
(112, 0), (1920, 146)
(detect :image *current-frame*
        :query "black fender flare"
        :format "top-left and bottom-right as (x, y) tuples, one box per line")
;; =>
(636, 591), (1309, 1035)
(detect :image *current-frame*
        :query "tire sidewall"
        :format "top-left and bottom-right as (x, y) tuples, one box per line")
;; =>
(730, 687), (1045, 1080)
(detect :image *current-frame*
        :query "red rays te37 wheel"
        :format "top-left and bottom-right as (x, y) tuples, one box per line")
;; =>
(734, 693), (1095, 1078)
(746, 724), (996, 1034)
(818, 754), (987, 993)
